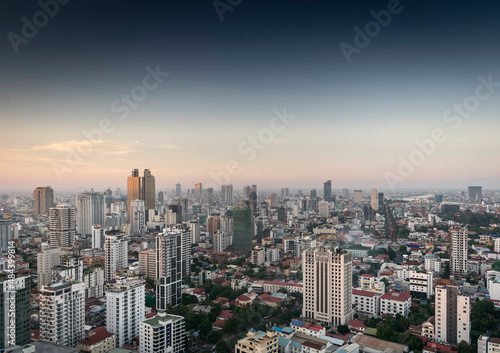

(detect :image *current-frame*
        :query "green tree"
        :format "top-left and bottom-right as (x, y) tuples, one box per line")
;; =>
(216, 341), (230, 353)
(399, 332), (424, 352)
(458, 341), (473, 353)
(338, 324), (349, 334)
(182, 293), (199, 305)
(376, 323), (398, 342)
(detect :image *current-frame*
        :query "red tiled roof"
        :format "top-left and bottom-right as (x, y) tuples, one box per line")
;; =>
(348, 319), (367, 329)
(381, 291), (411, 302)
(352, 289), (380, 297)
(79, 327), (114, 346)
(360, 274), (374, 277)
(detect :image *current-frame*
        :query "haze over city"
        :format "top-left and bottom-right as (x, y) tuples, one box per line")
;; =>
(1, 0), (500, 191)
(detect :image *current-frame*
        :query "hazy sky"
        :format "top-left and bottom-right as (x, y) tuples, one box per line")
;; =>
(1, 0), (500, 192)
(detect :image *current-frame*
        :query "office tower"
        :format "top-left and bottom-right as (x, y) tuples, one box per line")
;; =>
(105, 234), (128, 281)
(127, 169), (155, 220)
(232, 205), (252, 254)
(106, 277), (145, 348)
(139, 249), (157, 279)
(156, 231), (183, 309)
(130, 199), (146, 235)
(127, 169), (141, 218)
(270, 193), (277, 207)
(435, 194), (443, 203)
(371, 189), (378, 211)
(37, 247), (64, 286)
(323, 180), (332, 201)
(174, 183), (181, 198)
(91, 225), (105, 249)
(0, 216), (11, 254)
(157, 191), (164, 204)
(302, 246), (353, 328)
(104, 187), (113, 209)
(189, 220), (200, 243)
(491, 190), (497, 201)
(378, 192), (384, 211)
(168, 204), (183, 224)
(39, 282), (85, 347)
(34, 186), (54, 215)
(435, 285), (470, 344)
(277, 206), (286, 222)
(260, 201), (269, 217)
(203, 187), (214, 203)
(49, 205), (76, 248)
(83, 266), (104, 298)
(467, 186), (482, 202)
(139, 312), (185, 353)
(143, 169), (155, 215)
(0, 272), (31, 348)
(450, 228), (468, 277)
(342, 188), (349, 199)
(281, 188), (289, 197)
(76, 191), (105, 235)
(353, 190), (363, 204)
(195, 183), (203, 201)
(310, 189), (317, 198)
(207, 216), (220, 236)
(318, 200), (329, 218)
(243, 185), (252, 198)
(221, 184), (234, 204)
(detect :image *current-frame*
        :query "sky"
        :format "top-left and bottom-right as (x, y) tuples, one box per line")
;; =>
(1, 0), (500, 192)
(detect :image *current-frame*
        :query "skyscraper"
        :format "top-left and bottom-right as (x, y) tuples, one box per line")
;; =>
(353, 190), (363, 204)
(342, 188), (349, 199)
(435, 285), (470, 344)
(281, 188), (289, 197)
(49, 205), (76, 248)
(371, 189), (378, 211)
(270, 193), (277, 207)
(39, 282), (85, 347)
(76, 191), (105, 235)
(175, 183), (182, 197)
(91, 225), (105, 249)
(34, 186), (54, 215)
(105, 234), (128, 281)
(467, 186), (482, 202)
(37, 247), (64, 286)
(106, 277), (145, 348)
(195, 183), (203, 201)
(303, 246), (353, 328)
(310, 189), (317, 198)
(127, 169), (155, 221)
(450, 228), (468, 277)
(0, 272), (31, 348)
(323, 180), (332, 201)
(318, 200), (329, 218)
(221, 184), (233, 204)
(156, 231), (183, 309)
(130, 199), (146, 235)
(378, 192), (384, 211)
(232, 205), (252, 254)
(0, 216), (11, 254)
(142, 169), (155, 214)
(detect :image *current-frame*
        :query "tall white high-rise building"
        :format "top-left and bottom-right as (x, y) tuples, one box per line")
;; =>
(303, 246), (353, 328)
(214, 230), (231, 252)
(371, 189), (378, 211)
(0, 216), (11, 254)
(49, 205), (76, 248)
(130, 199), (146, 236)
(51, 255), (83, 284)
(139, 312), (185, 353)
(105, 234), (128, 281)
(106, 277), (145, 348)
(39, 282), (85, 347)
(221, 184), (234, 204)
(37, 247), (64, 286)
(318, 201), (329, 218)
(92, 225), (105, 249)
(189, 220), (200, 243)
(76, 191), (105, 235)
(450, 228), (468, 277)
(156, 231), (183, 309)
(435, 285), (470, 344)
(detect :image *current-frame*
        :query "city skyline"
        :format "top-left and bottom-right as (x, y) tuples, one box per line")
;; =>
(1, 0), (500, 190)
